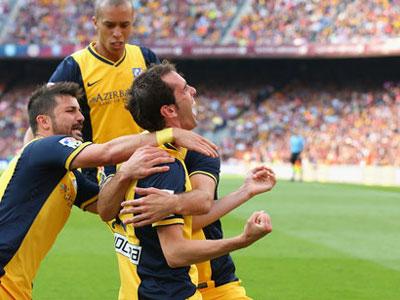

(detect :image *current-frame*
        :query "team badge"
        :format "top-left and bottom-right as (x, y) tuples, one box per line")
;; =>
(132, 68), (142, 78)
(58, 137), (82, 149)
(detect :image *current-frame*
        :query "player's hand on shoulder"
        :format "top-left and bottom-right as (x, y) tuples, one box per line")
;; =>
(119, 146), (174, 180)
(172, 128), (219, 158)
(120, 187), (177, 227)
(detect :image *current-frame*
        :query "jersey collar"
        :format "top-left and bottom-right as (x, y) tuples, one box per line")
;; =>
(88, 42), (127, 67)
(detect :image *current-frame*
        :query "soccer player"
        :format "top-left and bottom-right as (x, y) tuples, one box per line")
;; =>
(122, 165), (276, 300)
(0, 82), (218, 300)
(48, 0), (159, 142)
(112, 73), (276, 298)
(98, 62), (273, 299)
(23, 0), (160, 181)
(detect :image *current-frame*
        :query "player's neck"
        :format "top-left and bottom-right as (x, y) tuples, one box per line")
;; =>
(93, 41), (124, 63)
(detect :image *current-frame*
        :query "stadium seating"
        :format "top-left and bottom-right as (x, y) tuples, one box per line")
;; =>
(2, 0), (400, 46)
(0, 83), (30, 160)
(1, 0), (243, 46)
(232, 0), (400, 46)
(1, 81), (399, 166)
(2, 0), (94, 46)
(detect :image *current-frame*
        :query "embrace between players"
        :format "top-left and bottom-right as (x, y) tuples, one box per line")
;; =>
(0, 1), (276, 299)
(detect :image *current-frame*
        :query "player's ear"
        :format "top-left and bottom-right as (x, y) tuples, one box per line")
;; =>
(36, 115), (52, 131)
(92, 16), (98, 29)
(160, 104), (177, 119)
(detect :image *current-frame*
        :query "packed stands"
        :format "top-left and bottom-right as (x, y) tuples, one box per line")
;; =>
(232, 0), (400, 46)
(0, 84), (30, 160)
(3, 0), (94, 46)
(1, 80), (399, 166)
(132, 0), (243, 45)
(2, 0), (243, 46)
(195, 80), (400, 166)
(4, 0), (399, 47)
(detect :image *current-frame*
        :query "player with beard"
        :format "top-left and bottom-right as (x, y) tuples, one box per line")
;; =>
(0, 82), (218, 300)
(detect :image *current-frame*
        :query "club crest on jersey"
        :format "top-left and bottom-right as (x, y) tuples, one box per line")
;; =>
(58, 137), (82, 149)
(132, 68), (142, 78)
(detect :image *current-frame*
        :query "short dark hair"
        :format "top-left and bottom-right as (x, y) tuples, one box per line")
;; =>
(126, 61), (177, 132)
(95, 0), (133, 18)
(28, 82), (83, 134)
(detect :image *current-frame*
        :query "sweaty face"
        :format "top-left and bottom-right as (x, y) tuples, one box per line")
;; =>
(93, 3), (134, 61)
(162, 71), (198, 130)
(50, 95), (84, 141)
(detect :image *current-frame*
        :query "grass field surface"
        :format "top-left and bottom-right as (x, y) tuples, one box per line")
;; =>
(33, 178), (400, 299)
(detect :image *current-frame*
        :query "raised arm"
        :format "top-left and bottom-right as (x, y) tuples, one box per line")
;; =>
(192, 166), (276, 230)
(70, 128), (218, 170)
(120, 166), (275, 228)
(157, 211), (272, 268)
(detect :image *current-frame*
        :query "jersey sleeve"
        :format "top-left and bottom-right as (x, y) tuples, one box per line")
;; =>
(72, 170), (99, 210)
(184, 150), (220, 184)
(28, 135), (92, 171)
(140, 46), (160, 67)
(136, 160), (186, 228)
(48, 56), (83, 86)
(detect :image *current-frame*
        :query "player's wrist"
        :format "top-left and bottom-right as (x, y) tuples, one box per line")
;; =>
(236, 233), (251, 248)
(238, 185), (253, 200)
(116, 168), (136, 182)
(171, 194), (182, 214)
(156, 128), (173, 146)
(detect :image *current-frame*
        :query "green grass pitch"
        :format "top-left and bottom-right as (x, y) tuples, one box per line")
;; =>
(33, 178), (400, 299)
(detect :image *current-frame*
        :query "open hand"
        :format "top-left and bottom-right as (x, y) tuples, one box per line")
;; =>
(243, 166), (276, 197)
(119, 146), (175, 180)
(172, 128), (218, 158)
(120, 187), (176, 227)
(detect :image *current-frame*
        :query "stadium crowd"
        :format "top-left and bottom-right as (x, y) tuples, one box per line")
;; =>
(1, 80), (399, 167)
(3, 0), (94, 46)
(131, 0), (243, 45)
(194, 81), (400, 167)
(0, 84), (30, 161)
(2, 0), (243, 46)
(2, 0), (400, 46)
(233, 0), (400, 46)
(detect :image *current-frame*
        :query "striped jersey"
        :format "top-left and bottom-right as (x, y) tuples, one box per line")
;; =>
(0, 135), (99, 300)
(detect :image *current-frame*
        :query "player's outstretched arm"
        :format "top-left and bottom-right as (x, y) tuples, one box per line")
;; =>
(98, 146), (174, 221)
(70, 128), (217, 169)
(191, 166), (276, 230)
(158, 211), (272, 268)
(119, 166), (275, 228)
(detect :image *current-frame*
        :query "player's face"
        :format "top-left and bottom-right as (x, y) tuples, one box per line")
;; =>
(162, 71), (198, 130)
(93, 3), (134, 61)
(50, 95), (84, 141)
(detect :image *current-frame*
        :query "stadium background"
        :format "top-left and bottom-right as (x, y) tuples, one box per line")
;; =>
(0, 0), (399, 299)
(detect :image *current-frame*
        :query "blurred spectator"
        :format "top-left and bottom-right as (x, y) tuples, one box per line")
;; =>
(0, 0), (11, 29)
